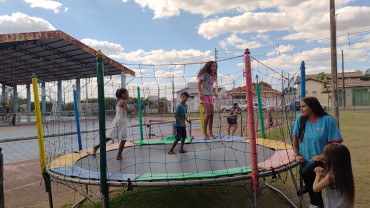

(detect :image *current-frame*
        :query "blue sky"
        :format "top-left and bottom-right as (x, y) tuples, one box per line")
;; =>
(1, 0), (370, 100)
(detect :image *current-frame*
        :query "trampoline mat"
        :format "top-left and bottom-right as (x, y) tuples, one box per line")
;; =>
(70, 141), (275, 181)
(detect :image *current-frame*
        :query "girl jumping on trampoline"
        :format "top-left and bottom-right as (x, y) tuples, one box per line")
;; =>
(313, 143), (355, 208)
(93, 88), (137, 160)
(198, 61), (218, 139)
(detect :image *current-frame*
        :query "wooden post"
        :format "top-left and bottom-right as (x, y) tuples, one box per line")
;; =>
(342, 50), (345, 108)
(330, 0), (340, 127)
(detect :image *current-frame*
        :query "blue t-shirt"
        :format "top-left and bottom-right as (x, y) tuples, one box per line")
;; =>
(174, 103), (187, 127)
(293, 114), (343, 167)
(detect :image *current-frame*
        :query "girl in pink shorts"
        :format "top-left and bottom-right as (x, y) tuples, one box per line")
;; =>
(197, 61), (218, 139)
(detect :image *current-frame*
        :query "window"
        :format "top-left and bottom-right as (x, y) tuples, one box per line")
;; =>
(305, 91), (308, 94)
(312, 91), (317, 94)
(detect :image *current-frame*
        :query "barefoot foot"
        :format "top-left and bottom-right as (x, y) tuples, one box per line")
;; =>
(179, 149), (187, 153)
(168, 150), (176, 154)
(92, 146), (99, 155)
(204, 134), (210, 140)
(116, 155), (124, 160)
(209, 133), (217, 139)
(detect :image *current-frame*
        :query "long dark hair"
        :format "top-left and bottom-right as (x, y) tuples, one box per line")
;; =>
(197, 61), (217, 78)
(297, 96), (328, 142)
(115, 88), (128, 100)
(323, 143), (355, 207)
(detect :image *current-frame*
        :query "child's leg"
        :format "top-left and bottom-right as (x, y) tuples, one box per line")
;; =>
(208, 104), (216, 139)
(227, 124), (232, 135)
(179, 138), (186, 153)
(168, 140), (178, 154)
(203, 103), (210, 139)
(93, 137), (112, 154)
(232, 124), (238, 136)
(116, 140), (126, 160)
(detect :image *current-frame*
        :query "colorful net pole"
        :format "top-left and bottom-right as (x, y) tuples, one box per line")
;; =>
(138, 87), (144, 141)
(96, 50), (109, 207)
(31, 74), (47, 176)
(73, 84), (82, 151)
(244, 49), (259, 205)
(256, 83), (266, 139)
(300, 61), (305, 99)
(32, 74), (53, 208)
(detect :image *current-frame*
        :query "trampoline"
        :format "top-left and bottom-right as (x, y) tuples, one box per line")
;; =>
(48, 135), (296, 187)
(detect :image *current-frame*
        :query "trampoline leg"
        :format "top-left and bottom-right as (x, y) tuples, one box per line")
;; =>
(265, 182), (297, 208)
(71, 185), (89, 208)
(289, 167), (304, 208)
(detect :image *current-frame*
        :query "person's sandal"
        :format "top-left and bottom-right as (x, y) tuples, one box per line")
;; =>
(297, 186), (308, 196)
(179, 149), (186, 153)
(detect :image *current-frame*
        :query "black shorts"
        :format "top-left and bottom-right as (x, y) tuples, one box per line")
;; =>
(175, 126), (187, 140)
(227, 117), (237, 125)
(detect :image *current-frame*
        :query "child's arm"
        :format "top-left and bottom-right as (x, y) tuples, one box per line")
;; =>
(313, 167), (331, 192)
(175, 113), (186, 127)
(213, 88), (218, 98)
(198, 80), (204, 100)
(186, 117), (191, 123)
(121, 101), (137, 114)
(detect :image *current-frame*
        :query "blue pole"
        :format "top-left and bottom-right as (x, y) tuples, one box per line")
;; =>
(73, 84), (82, 151)
(300, 61), (306, 99)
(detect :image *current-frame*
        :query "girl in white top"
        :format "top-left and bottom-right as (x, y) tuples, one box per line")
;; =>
(197, 61), (218, 139)
(313, 143), (355, 208)
(93, 88), (137, 160)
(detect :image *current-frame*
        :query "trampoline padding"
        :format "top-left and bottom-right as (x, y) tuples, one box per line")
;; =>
(135, 166), (253, 181)
(258, 149), (295, 170)
(244, 138), (293, 150)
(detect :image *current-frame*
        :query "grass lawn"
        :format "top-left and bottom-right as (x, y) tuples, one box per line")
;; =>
(61, 110), (369, 208)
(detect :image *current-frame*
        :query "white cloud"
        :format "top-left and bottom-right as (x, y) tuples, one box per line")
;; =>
(64, 7), (69, 12)
(24, 0), (63, 13)
(0, 12), (55, 34)
(199, 12), (293, 40)
(80, 38), (125, 58)
(267, 44), (295, 56)
(219, 34), (263, 50)
(284, 6), (370, 41)
(122, 0), (307, 19)
(122, 49), (213, 65)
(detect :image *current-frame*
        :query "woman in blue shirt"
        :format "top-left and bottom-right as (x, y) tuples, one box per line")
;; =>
(292, 97), (343, 208)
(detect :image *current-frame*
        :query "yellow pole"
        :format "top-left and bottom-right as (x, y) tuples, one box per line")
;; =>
(199, 93), (204, 134)
(32, 75), (47, 176)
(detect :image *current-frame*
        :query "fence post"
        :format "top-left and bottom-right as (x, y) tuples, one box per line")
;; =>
(0, 147), (5, 208)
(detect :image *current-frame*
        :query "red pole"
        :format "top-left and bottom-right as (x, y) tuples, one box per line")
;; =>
(244, 49), (259, 198)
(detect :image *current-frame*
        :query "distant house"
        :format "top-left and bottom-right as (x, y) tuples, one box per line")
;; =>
(175, 82), (227, 112)
(225, 84), (282, 107)
(295, 72), (370, 107)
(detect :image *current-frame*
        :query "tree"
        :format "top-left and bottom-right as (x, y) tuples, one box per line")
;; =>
(316, 72), (331, 93)
(365, 68), (370, 75)
(316, 72), (327, 81)
(259, 81), (272, 88)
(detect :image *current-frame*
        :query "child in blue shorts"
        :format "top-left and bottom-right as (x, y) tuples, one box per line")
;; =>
(168, 92), (191, 154)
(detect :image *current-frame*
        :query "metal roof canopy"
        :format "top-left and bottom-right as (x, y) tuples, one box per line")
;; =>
(0, 30), (135, 86)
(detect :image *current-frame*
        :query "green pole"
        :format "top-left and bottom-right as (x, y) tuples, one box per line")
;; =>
(96, 50), (109, 207)
(256, 83), (266, 139)
(137, 87), (144, 141)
